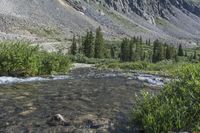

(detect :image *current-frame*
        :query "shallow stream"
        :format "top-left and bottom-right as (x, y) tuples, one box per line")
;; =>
(0, 67), (167, 133)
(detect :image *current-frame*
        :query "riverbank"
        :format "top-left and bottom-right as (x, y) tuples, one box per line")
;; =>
(0, 63), (169, 86)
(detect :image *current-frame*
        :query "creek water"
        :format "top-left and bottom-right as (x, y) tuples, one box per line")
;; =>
(0, 67), (166, 133)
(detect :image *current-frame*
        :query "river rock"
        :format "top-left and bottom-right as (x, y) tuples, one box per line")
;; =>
(74, 114), (113, 131)
(47, 114), (70, 126)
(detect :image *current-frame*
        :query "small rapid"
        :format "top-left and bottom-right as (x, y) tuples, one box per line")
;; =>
(0, 75), (71, 85)
(0, 71), (169, 86)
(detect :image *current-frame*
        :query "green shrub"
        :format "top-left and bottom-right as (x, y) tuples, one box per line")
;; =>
(39, 52), (71, 75)
(132, 64), (200, 132)
(0, 41), (71, 76)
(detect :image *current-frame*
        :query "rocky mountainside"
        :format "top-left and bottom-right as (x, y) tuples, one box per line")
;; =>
(0, 0), (200, 46)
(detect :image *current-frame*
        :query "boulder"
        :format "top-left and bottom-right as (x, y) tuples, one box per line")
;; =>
(47, 114), (70, 126)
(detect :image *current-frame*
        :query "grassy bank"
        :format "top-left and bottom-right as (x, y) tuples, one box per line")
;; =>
(0, 41), (71, 77)
(96, 60), (193, 76)
(69, 53), (119, 65)
(131, 64), (200, 132)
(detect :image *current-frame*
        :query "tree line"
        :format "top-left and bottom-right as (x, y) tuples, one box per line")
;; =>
(70, 26), (105, 59)
(70, 27), (198, 63)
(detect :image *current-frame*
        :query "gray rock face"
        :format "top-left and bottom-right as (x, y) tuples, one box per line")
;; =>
(0, 0), (200, 46)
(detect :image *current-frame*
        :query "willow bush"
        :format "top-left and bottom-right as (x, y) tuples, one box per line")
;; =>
(132, 64), (200, 132)
(0, 41), (71, 76)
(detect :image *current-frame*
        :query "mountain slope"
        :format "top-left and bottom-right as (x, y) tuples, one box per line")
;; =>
(0, 0), (200, 46)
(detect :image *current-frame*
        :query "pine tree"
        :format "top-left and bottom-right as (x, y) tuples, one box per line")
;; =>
(129, 38), (134, 61)
(152, 40), (166, 62)
(83, 31), (89, 56)
(135, 40), (143, 61)
(152, 39), (159, 63)
(87, 30), (94, 58)
(184, 51), (188, 57)
(158, 43), (165, 61)
(95, 27), (104, 58)
(139, 36), (143, 45)
(166, 45), (171, 60)
(193, 51), (197, 60)
(70, 34), (77, 55)
(120, 38), (130, 62)
(77, 35), (82, 53)
(178, 44), (184, 56)
(148, 39), (151, 46)
(110, 46), (115, 59)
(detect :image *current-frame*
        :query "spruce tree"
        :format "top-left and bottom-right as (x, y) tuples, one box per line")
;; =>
(178, 44), (184, 56)
(158, 43), (165, 61)
(120, 38), (130, 62)
(135, 41), (143, 61)
(166, 45), (171, 60)
(87, 30), (94, 58)
(184, 51), (188, 57)
(193, 51), (197, 60)
(70, 34), (77, 55)
(83, 31), (89, 57)
(95, 27), (104, 58)
(139, 36), (143, 45)
(152, 39), (159, 63)
(110, 46), (115, 59)
(148, 39), (151, 46)
(129, 38), (134, 61)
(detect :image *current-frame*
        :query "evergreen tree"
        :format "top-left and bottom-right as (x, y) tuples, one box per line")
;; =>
(193, 51), (197, 60)
(135, 40), (143, 61)
(152, 39), (160, 63)
(95, 27), (104, 58)
(166, 45), (171, 60)
(87, 30), (94, 58)
(82, 30), (95, 58)
(70, 34), (77, 55)
(83, 31), (90, 57)
(129, 38), (135, 61)
(152, 40), (166, 62)
(178, 44), (184, 56)
(184, 51), (188, 57)
(158, 43), (165, 61)
(77, 35), (82, 53)
(120, 38), (130, 62)
(148, 39), (151, 46)
(139, 36), (143, 45)
(110, 46), (115, 59)
(165, 45), (176, 60)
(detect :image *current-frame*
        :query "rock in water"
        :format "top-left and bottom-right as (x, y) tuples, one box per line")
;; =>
(47, 114), (70, 126)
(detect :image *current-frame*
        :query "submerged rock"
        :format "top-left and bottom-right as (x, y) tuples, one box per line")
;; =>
(74, 114), (114, 131)
(47, 114), (70, 126)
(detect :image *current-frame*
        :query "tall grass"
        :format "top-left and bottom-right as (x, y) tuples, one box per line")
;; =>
(131, 64), (200, 132)
(97, 60), (193, 76)
(0, 41), (71, 76)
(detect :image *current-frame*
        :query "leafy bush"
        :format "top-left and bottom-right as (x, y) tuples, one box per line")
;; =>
(0, 41), (71, 76)
(132, 64), (200, 132)
(39, 52), (71, 75)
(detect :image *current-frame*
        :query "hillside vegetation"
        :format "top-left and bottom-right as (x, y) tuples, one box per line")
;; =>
(0, 42), (71, 76)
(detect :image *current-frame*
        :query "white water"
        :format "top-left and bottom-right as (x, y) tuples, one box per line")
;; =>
(0, 75), (70, 85)
(135, 74), (170, 86)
